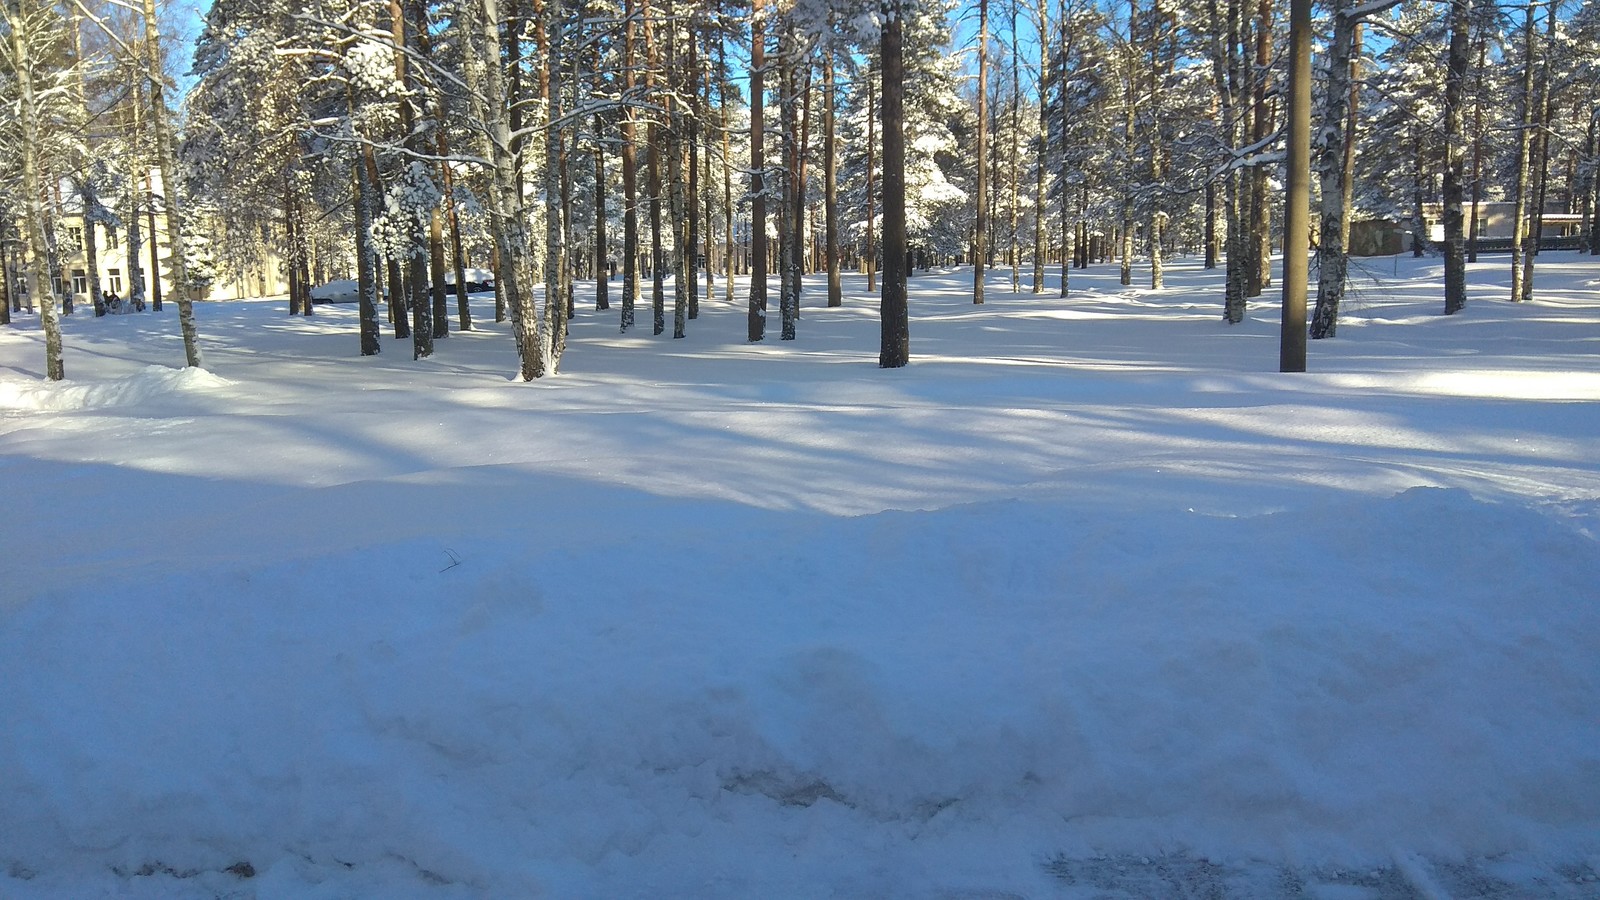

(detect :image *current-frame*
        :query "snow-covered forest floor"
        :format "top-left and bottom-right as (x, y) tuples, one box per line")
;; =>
(1, 253), (1598, 899)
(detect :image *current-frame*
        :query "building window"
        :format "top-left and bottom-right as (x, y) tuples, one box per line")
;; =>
(104, 227), (119, 250)
(108, 268), (123, 293)
(71, 269), (88, 295)
(51, 275), (62, 295)
(66, 226), (83, 250)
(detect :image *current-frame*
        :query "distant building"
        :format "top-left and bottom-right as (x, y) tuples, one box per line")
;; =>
(1345, 203), (1587, 257)
(4, 171), (290, 307)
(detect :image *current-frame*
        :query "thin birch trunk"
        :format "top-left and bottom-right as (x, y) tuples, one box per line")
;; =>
(6, 0), (65, 378)
(141, 0), (201, 366)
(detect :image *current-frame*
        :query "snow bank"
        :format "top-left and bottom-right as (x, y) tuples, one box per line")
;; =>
(0, 366), (233, 414)
(2, 487), (1595, 897)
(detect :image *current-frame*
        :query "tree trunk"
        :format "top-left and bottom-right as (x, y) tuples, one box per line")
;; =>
(541, 0), (567, 375)
(1521, 0), (1560, 302)
(125, 103), (147, 314)
(668, 18), (689, 339)
(779, 31), (805, 341)
(1009, 31), (1021, 295)
(350, 87), (382, 356)
(1341, 21), (1360, 253)
(0, 239), (11, 324)
(1060, 0), (1072, 296)
(437, 131), (472, 331)
(1204, 180), (1218, 269)
(1279, 0), (1309, 372)
(464, 0), (538, 377)
(429, 209), (449, 338)
(1441, 0), (1469, 316)
(1510, 0), (1535, 302)
(622, 0), (640, 330)
(1033, 0), (1049, 292)
(1311, 6), (1355, 338)
(1220, 0), (1247, 323)
(284, 184), (302, 315)
(824, 48), (842, 307)
(1411, 126), (1426, 258)
(866, 71), (877, 293)
(686, 32), (701, 322)
(1147, 0), (1167, 292)
(81, 183), (103, 316)
(720, 38), (735, 303)
(1467, 28), (1484, 262)
(595, 127), (610, 310)
(644, 0), (665, 336)
(748, 0), (768, 341)
(141, 0), (201, 366)
(880, 2), (908, 368)
(75, 12), (104, 316)
(6, 0), (65, 378)
(1249, 0), (1274, 296)
(974, 0), (989, 305)
(146, 170), (163, 311)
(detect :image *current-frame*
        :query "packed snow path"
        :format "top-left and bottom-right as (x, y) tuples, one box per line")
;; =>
(2, 256), (1597, 898)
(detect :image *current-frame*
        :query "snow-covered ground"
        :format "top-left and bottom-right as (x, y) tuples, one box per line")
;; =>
(1, 253), (1597, 899)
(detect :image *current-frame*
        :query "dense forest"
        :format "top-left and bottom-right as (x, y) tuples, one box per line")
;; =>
(4, 0), (1599, 379)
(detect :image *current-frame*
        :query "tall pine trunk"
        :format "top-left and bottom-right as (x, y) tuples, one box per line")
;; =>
(880, 2), (908, 368)
(1033, 0), (1049, 293)
(824, 48), (842, 307)
(747, 0), (767, 341)
(974, 0), (988, 304)
(1441, 0), (1468, 315)
(1248, 0), (1273, 297)
(621, 0), (640, 330)
(644, 0), (665, 336)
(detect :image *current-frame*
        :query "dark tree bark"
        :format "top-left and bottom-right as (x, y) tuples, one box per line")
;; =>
(429, 209), (450, 338)
(824, 48), (842, 307)
(1442, 0), (1469, 315)
(146, 171), (163, 312)
(1279, 0), (1309, 372)
(748, 0), (768, 341)
(880, 2), (909, 368)
(391, 0), (431, 358)
(644, 0), (665, 336)
(1467, 28), (1485, 262)
(778, 26), (805, 341)
(437, 131), (472, 331)
(621, 0), (640, 330)
(594, 126), (610, 310)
